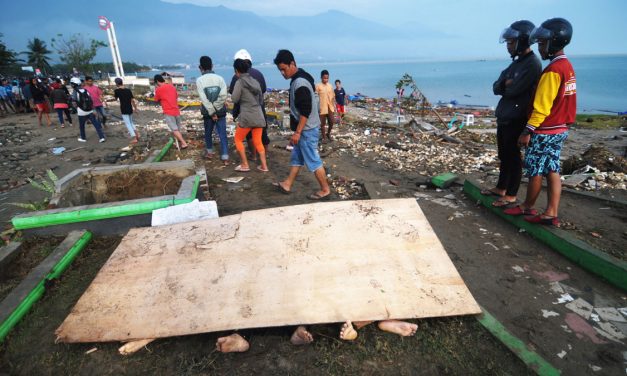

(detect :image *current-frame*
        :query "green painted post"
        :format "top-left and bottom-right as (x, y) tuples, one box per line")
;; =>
(463, 180), (627, 291)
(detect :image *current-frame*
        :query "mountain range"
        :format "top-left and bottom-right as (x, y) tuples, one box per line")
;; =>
(0, 0), (452, 66)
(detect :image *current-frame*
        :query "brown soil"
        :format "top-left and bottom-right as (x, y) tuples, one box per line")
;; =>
(0, 236), (64, 302)
(98, 170), (185, 203)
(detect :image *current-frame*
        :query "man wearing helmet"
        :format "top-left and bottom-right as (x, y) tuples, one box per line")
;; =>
(504, 18), (576, 227)
(482, 20), (541, 208)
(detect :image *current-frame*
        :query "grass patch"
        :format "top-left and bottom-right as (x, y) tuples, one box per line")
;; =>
(574, 114), (626, 129)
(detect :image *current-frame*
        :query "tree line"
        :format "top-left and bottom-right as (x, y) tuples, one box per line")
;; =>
(0, 33), (149, 77)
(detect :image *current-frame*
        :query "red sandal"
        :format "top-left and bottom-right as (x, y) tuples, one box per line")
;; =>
(503, 205), (538, 216)
(524, 215), (560, 226)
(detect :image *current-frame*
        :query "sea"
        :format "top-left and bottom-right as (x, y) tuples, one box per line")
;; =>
(139, 55), (627, 114)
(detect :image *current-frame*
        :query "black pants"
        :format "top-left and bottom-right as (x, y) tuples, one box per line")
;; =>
(496, 119), (526, 197)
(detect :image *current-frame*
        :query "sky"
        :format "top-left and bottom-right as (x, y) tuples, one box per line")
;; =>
(1, 0), (626, 65)
(165, 0), (627, 58)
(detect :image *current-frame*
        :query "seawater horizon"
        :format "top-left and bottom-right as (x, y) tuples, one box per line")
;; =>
(139, 55), (627, 114)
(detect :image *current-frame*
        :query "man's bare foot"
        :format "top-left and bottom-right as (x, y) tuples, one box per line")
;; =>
(377, 320), (418, 336)
(353, 321), (374, 330)
(216, 333), (250, 353)
(290, 326), (313, 345)
(339, 321), (358, 341)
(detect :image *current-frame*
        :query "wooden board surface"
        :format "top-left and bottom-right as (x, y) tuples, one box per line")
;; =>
(56, 199), (481, 343)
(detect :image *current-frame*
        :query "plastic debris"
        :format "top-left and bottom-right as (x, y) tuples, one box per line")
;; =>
(553, 293), (575, 304)
(222, 177), (245, 183)
(51, 147), (66, 155)
(542, 309), (560, 318)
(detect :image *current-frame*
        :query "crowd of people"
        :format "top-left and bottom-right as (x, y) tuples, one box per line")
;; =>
(0, 72), (147, 145)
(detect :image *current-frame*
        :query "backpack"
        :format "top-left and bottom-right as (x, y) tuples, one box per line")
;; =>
(77, 89), (93, 111)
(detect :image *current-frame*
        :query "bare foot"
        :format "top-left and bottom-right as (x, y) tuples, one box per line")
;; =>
(377, 320), (418, 337)
(216, 333), (250, 353)
(353, 321), (374, 330)
(290, 326), (313, 345)
(339, 321), (358, 341)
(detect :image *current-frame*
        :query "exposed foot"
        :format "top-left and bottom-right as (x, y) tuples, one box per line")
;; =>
(273, 181), (291, 194)
(480, 188), (504, 197)
(290, 326), (313, 345)
(377, 320), (418, 337)
(216, 333), (250, 353)
(307, 191), (331, 200)
(491, 198), (517, 207)
(339, 321), (358, 341)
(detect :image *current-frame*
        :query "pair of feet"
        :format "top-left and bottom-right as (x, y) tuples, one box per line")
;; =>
(480, 188), (516, 207)
(274, 182), (330, 200)
(481, 187), (559, 226)
(215, 320), (418, 353)
(235, 165), (269, 172)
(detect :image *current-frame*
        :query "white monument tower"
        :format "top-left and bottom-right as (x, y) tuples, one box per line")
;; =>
(98, 16), (125, 78)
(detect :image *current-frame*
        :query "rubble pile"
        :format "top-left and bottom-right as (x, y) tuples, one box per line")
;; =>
(562, 145), (627, 191)
(334, 127), (497, 175)
(330, 176), (367, 200)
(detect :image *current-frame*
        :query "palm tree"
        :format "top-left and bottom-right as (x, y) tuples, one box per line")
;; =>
(24, 37), (52, 74)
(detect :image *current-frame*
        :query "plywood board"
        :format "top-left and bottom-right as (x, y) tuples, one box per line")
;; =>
(56, 199), (481, 343)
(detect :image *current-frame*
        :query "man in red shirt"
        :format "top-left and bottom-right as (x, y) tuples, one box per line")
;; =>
(504, 18), (575, 227)
(154, 74), (188, 149)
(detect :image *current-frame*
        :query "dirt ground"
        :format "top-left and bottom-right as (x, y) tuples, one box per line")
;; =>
(1, 99), (626, 375)
(0, 236), (64, 302)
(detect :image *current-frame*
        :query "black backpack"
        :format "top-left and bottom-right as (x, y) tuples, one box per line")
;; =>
(77, 89), (93, 111)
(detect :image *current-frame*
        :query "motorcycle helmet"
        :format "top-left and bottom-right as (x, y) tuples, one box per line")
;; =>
(500, 20), (535, 58)
(530, 18), (573, 57)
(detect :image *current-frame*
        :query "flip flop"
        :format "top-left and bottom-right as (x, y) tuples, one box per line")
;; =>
(307, 192), (331, 201)
(180, 145), (189, 150)
(273, 182), (291, 194)
(257, 166), (269, 172)
(492, 199), (517, 207)
(234, 165), (250, 172)
(480, 188), (503, 197)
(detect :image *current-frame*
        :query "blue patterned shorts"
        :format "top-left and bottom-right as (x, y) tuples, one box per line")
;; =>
(523, 132), (568, 177)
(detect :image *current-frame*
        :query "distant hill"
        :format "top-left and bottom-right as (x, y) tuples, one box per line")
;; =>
(0, 0), (445, 65)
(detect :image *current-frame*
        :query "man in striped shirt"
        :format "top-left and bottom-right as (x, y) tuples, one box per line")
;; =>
(504, 18), (576, 227)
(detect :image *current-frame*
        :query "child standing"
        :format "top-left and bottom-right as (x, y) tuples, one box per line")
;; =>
(334, 79), (346, 123)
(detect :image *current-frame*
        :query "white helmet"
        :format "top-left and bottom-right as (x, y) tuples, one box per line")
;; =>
(234, 49), (252, 62)
(70, 77), (82, 86)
